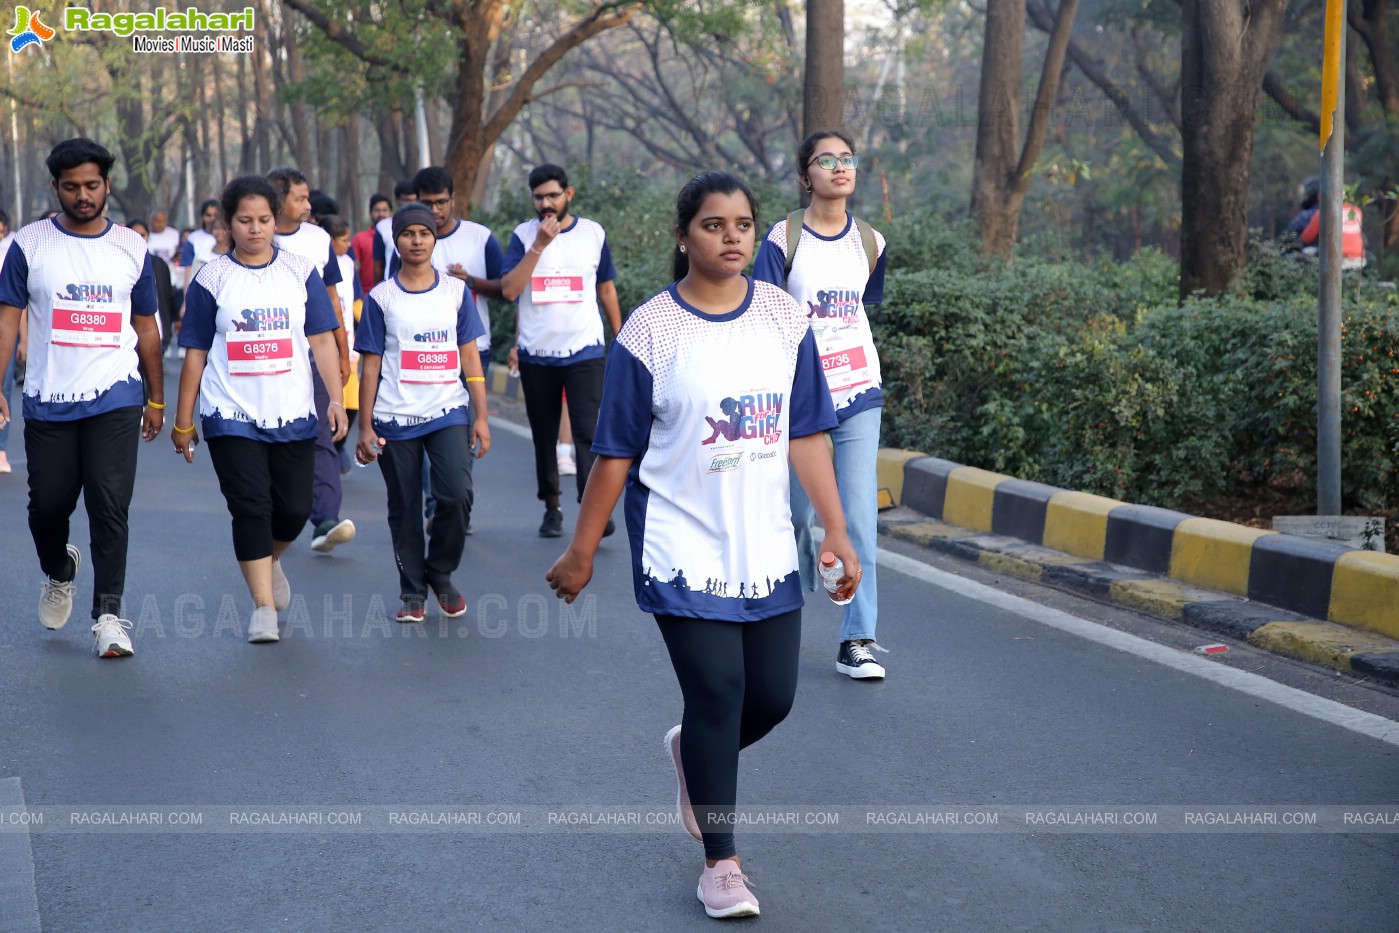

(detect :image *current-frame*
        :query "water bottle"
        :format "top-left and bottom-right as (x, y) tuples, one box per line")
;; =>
(819, 551), (853, 605)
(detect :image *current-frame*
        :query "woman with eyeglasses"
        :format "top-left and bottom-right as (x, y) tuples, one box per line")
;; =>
(754, 129), (890, 681)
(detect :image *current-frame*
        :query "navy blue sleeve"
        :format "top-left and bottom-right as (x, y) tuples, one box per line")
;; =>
(179, 240), (194, 266)
(0, 242), (30, 309)
(596, 236), (617, 284)
(751, 225), (786, 286)
(177, 278), (218, 350)
(373, 230), (386, 263)
(788, 327), (838, 439)
(321, 243), (343, 286)
(387, 252), (400, 279)
(303, 269), (338, 335)
(456, 289), (486, 347)
(500, 232), (526, 278)
(484, 234), (504, 279)
(354, 294), (386, 355)
(130, 255), (159, 316)
(863, 248), (887, 306)
(591, 341), (654, 458)
(353, 273), (363, 301)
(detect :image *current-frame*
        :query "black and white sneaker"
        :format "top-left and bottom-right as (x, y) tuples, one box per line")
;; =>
(837, 640), (886, 679)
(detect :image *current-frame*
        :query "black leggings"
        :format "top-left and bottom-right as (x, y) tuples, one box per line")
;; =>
(206, 436), (315, 561)
(656, 608), (802, 861)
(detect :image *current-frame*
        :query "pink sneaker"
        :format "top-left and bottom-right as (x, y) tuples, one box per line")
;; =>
(665, 725), (702, 842)
(697, 859), (759, 918)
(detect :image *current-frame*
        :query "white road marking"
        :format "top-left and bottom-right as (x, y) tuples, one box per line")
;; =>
(878, 546), (1399, 748)
(0, 777), (41, 933)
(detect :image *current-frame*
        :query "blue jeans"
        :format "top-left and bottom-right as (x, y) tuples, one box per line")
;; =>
(789, 406), (881, 643)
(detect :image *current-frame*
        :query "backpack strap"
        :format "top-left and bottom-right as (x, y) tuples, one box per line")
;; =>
(782, 208), (805, 285)
(853, 216), (879, 276)
(785, 209), (881, 283)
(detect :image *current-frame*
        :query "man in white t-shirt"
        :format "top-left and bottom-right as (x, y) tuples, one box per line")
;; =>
(500, 163), (622, 538)
(268, 166), (353, 555)
(146, 209), (180, 264)
(0, 138), (166, 658)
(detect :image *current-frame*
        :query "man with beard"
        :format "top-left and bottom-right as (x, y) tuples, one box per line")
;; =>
(353, 193), (391, 293)
(267, 166), (354, 554)
(500, 163), (622, 538)
(0, 138), (165, 657)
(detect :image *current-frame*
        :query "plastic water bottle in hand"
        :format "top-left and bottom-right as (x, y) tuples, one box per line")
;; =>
(819, 551), (853, 605)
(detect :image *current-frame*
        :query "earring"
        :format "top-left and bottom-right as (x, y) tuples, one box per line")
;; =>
(679, 245), (687, 254)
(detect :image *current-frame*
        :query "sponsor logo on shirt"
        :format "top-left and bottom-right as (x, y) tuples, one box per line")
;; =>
(232, 307), (291, 331)
(413, 328), (450, 343)
(56, 283), (114, 303)
(806, 288), (861, 324)
(707, 454), (742, 474)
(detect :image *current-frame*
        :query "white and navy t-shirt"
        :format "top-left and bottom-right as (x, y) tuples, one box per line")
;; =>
(179, 249), (338, 442)
(753, 213), (887, 420)
(179, 228), (214, 266)
(372, 217), (397, 276)
(355, 272), (485, 440)
(592, 278), (837, 622)
(0, 218), (158, 421)
(273, 222), (343, 290)
(502, 216), (615, 365)
(146, 225), (180, 264)
(389, 218), (504, 353)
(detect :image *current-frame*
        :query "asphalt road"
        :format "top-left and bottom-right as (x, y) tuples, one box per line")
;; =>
(1, 357), (1397, 932)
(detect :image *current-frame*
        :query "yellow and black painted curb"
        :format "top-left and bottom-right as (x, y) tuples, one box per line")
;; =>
(879, 451), (1399, 688)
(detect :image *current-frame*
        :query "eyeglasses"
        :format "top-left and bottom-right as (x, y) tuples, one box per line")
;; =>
(419, 196), (453, 209)
(808, 154), (858, 171)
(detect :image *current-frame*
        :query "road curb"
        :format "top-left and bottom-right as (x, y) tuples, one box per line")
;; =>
(881, 454), (1399, 689)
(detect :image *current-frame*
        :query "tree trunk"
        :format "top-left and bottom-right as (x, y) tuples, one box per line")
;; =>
(1349, 0), (1399, 252)
(803, 0), (844, 134)
(1178, 0), (1288, 299)
(971, 0), (1024, 255)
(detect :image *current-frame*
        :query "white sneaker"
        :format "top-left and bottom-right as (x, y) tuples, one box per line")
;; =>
(557, 443), (576, 476)
(248, 606), (280, 643)
(271, 560), (291, 612)
(39, 544), (81, 630)
(91, 614), (134, 658)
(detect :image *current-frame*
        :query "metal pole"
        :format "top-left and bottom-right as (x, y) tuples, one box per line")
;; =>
(1316, 3), (1344, 516)
(7, 53), (21, 221)
(414, 87), (431, 169)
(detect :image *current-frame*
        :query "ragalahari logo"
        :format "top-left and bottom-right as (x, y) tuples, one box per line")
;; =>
(9, 5), (53, 52)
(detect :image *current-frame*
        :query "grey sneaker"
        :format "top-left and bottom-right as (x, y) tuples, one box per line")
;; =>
(271, 560), (291, 612)
(311, 518), (356, 553)
(248, 606), (280, 643)
(539, 508), (564, 538)
(39, 544), (81, 630)
(91, 614), (134, 658)
(665, 725), (702, 842)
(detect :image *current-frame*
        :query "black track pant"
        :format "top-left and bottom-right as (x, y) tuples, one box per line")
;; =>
(656, 608), (802, 861)
(26, 405), (141, 620)
(518, 357), (603, 507)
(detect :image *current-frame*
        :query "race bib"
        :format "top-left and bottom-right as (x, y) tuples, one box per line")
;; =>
(227, 332), (294, 376)
(400, 345), (459, 385)
(820, 345), (872, 394)
(52, 298), (122, 348)
(530, 272), (584, 304)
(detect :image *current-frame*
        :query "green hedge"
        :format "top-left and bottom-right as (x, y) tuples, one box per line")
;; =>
(873, 223), (1399, 515)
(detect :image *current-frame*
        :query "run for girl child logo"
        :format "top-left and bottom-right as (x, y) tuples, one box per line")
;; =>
(63, 5), (256, 53)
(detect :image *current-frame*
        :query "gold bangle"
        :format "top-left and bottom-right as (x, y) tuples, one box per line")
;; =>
(173, 423), (196, 434)
(146, 400), (165, 410)
(465, 376), (485, 383)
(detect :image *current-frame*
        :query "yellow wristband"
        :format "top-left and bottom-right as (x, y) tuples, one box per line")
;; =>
(146, 400), (165, 410)
(465, 376), (485, 383)
(173, 423), (195, 434)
